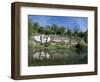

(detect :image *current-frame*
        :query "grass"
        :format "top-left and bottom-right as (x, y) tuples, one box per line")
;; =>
(32, 43), (68, 50)
(29, 39), (87, 51)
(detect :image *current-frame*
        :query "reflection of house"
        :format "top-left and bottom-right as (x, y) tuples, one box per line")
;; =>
(33, 51), (50, 60)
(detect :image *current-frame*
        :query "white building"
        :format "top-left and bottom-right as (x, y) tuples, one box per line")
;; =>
(33, 34), (50, 44)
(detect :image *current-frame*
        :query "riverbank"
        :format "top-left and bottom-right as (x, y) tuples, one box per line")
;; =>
(30, 42), (87, 51)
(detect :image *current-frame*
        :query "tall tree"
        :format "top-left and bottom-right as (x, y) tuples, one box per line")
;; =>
(67, 29), (72, 44)
(28, 20), (33, 39)
(51, 24), (58, 34)
(38, 26), (44, 34)
(32, 22), (39, 34)
(83, 29), (88, 43)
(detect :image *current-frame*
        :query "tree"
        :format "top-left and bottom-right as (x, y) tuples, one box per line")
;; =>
(44, 29), (51, 35)
(60, 26), (65, 35)
(83, 30), (88, 43)
(32, 22), (40, 34)
(78, 31), (84, 38)
(67, 29), (72, 36)
(28, 20), (33, 39)
(67, 29), (72, 44)
(56, 26), (65, 36)
(51, 24), (58, 34)
(33, 22), (39, 30)
(38, 26), (44, 34)
(44, 26), (52, 35)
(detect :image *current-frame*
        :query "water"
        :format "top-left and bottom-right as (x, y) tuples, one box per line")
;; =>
(28, 48), (87, 66)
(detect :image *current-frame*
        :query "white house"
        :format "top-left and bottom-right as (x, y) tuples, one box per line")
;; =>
(33, 34), (50, 43)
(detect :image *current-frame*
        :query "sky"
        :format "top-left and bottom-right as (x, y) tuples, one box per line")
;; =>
(28, 15), (88, 32)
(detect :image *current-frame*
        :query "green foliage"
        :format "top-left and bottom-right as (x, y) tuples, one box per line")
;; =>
(28, 20), (33, 39)
(28, 21), (88, 43)
(67, 29), (72, 36)
(38, 26), (44, 34)
(83, 30), (88, 43)
(56, 26), (65, 35)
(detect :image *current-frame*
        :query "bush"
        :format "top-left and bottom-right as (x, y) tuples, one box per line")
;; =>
(75, 43), (87, 49)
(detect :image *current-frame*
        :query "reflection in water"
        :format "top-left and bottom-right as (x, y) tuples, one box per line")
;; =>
(28, 49), (87, 66)
(33, 51), (50, 60)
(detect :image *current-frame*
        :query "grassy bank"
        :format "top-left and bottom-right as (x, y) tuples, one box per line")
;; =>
(30, 42), (87, 51)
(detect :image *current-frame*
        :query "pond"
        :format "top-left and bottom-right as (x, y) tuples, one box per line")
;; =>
(28, 48), (88, 66)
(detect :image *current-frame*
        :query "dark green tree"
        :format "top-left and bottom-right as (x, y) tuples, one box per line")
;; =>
(31, 22), (41, 35)
(38, 26), (44, 34)
(67, 29), (72, 44)
(83, 30), (88, 43)
(56, 26), (65, 36)
(28, 20), (33, 39)
(51, 24), (58, 34)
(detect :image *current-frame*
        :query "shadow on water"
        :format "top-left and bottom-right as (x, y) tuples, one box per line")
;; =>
(28, 48), (88, 66)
